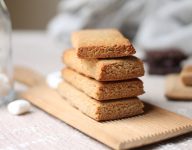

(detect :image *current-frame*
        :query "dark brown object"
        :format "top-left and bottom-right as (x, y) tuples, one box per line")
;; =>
(145, 49), (187, 75)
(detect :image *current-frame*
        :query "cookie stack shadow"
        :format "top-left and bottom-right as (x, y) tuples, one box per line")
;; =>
(58, 29), (145, 121)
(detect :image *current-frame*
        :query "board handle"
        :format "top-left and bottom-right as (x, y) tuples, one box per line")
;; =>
(14, 65), (45, 87)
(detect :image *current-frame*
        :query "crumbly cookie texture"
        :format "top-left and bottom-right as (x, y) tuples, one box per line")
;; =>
(71, 29), (136, 58)
(181, 66), (192, 86)
(63, 49), (144, 81)
(57, 81), (144, 121)
(62, 68), (144, 100)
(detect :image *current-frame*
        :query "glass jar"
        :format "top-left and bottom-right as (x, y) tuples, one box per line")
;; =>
(0, 0), (14, 105)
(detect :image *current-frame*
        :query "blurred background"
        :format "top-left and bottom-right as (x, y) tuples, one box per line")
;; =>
(5, 0), (58, 30)
(5, 0), (192, 75)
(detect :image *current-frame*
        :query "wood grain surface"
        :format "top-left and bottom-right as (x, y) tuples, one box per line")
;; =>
(21, 85), (192, 149)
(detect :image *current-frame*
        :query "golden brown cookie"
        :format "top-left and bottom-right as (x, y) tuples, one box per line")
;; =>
(57, 81), (144, 121)
(181, 66), (192, 86)
(62, 68), (144, 100)
(71, 29), (135, 58)
(63, 49), (144, 81)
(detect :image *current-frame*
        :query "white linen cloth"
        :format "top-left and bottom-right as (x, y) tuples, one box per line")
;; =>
(48, 0), (192, 55)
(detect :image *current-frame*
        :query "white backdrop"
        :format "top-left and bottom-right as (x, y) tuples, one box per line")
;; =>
(48, 0), (192, 55)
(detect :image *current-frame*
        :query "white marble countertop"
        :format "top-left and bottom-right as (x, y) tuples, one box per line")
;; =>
(0, 31), (191, 150)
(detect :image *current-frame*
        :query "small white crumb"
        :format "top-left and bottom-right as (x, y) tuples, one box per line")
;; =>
(7, 100), (31, 115)
(46, 71), (62, 89)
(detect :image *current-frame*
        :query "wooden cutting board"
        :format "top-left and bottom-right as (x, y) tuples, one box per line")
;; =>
(21, 85), (192, 150)
(165, 74), (192, 100)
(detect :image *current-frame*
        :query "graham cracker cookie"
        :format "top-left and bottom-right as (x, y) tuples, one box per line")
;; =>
(62, 68), (144, 100)
(72, 29), (136, 58)
(181, 66), (192, 86)
(57, 81), (144, 121)
(165, 74), (192, 100)
(63, 49), (144, 81)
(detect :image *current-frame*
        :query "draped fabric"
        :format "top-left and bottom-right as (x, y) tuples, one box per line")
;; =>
(48, 0), (192, 55)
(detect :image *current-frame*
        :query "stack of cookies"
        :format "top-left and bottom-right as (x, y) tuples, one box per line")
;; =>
(58, 29), (145, 121)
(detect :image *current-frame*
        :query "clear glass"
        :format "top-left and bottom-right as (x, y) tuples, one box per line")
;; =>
(0, 0), (14, 106)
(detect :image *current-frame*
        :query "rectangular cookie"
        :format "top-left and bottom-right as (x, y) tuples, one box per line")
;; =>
(181, 66), (192, 86)
(71, 29), (136, 58)
(57, 81), (144, 121)
(62, 68), (144, 100)
(63, 49), (144, 81)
